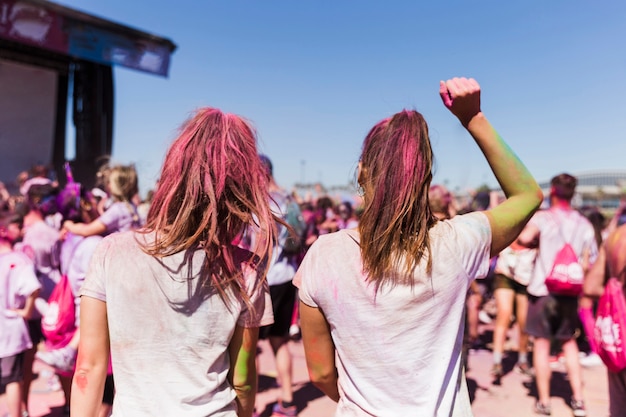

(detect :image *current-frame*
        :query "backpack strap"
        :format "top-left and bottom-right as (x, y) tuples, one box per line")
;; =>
(549, 209), (578, 245)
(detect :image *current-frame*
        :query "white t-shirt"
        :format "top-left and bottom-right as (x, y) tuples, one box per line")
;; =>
(0, 251), (41, 357)
(295, 212), (491, 417)
(60, 233), (103, 326)
(21, 220), (61, 305)
(254, 189), (297, 287)
(526, 208), (598, 297)
(81, 231), (273, 416)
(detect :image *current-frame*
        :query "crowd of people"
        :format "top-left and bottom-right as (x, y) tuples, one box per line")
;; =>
(1, 77), (625, 417)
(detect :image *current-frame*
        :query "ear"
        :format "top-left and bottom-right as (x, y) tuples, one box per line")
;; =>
(549, 186), (556, 197)
(357, 161), (366, 186)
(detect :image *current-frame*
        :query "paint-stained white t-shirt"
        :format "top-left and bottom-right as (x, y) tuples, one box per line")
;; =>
(0, 251), (41, 357)
(295, 212), (491, 417)
(81, 231), (273, 417)
(21, 220), (61, 303)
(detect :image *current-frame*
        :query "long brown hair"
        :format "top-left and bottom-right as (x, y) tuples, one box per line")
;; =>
(139, 107), (278, 301)
(358, 110), (436, 288)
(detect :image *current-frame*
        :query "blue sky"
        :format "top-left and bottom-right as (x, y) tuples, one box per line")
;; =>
(56, 0), (626, 197)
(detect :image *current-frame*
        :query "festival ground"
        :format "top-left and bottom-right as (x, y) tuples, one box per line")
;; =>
(0, 322), (611, 417)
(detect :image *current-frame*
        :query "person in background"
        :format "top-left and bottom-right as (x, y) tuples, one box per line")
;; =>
(294, 77), (542, 415)
(1, 211), (41, 417)
(576, 206), (606, 368)
(490, 223), (536, 380)
(428, 184), (456, 220)
(583, 223), (626, 417)
(517, 173), (598, 416)
(62, 164), (140, 238)
(19, 165), (55, 198)
(255, 154), (300, 417)
(36, 183), (112, 416)
(335, 201), (359, 230)
(19, 183), (61, 409)
(71, 107), (277, 417)
(315, 196), (338, 235)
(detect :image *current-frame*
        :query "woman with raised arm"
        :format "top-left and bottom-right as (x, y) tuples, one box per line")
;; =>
(294, 77), (543, 416)
(71, 108), (277, 417)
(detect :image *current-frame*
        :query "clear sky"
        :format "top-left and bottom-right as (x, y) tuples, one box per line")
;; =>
(56, 0), (626, 197)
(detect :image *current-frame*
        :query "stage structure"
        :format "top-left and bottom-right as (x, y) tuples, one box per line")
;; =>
(0, 0), (176, 190)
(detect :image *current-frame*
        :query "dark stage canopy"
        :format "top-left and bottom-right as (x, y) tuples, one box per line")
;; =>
(0, 0), (176, 190)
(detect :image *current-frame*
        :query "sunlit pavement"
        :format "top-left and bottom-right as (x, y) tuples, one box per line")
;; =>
(467, 322), (609, 417)
(1, 327), (609, 416)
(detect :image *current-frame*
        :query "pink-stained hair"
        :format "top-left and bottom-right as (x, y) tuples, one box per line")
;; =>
(139, 107), (278, 302)
(358, 110), (435, 287)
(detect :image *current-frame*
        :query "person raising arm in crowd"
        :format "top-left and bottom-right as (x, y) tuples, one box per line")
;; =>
(294, 77), (542, 416)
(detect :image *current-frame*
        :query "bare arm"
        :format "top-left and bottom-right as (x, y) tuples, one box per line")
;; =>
(71, 296), (110, 417)
(516, 223), (540, 248)
(64, 219), (107, 237)
(440, 78), (543, 257)
(299, 301), (339, 402)
(584, 245), (607, 298)
(228, 325), (259, 417)
(13, 288), (40, 319)
(603, 204), (625, 237)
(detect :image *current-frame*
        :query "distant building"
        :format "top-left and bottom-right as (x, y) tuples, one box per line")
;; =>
(537, 170), (626, 209)
(486, 170), (626, 211)
(0, 0), (176, 190)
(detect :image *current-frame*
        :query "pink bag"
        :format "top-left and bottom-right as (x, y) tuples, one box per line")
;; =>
(544, 243), (584, 296)
(578, 305), (599, 354)
(41, 273), (76, 348)
(594, 277), (626, 372)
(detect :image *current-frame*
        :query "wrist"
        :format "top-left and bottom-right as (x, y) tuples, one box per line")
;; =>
(462, 111), (486, 129)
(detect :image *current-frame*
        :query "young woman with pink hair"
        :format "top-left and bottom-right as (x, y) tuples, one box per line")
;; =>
(294, 77), (543, 415)
(71, 108), (278, 417)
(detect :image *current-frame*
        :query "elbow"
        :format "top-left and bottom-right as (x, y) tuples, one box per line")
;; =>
(583, 283), (604, 299)
(309, 371), (340, 402)
(74, 363), (103, 379)
(308, 367), (336, 388)
(74, 352), (108, 378)
(232, 381), (255, 397)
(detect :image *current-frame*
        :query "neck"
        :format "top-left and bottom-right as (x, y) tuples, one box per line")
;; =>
(23, 211), (43, 228)
(550, 198), (571, 210)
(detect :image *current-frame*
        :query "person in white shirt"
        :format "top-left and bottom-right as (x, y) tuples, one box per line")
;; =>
(71, 107), (279, 417)
(294, 77), (542, 416)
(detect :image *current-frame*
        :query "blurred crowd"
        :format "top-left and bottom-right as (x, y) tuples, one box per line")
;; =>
(2, 160), (625, 417)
